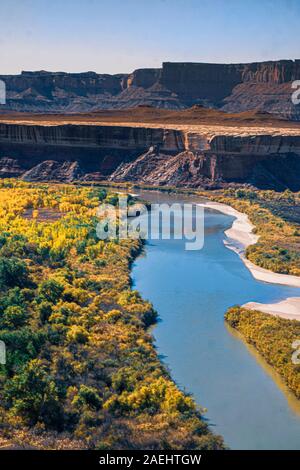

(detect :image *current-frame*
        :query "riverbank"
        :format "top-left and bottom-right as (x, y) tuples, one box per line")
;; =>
(225, 307), (300, 400)
(199, 195), (300, 403)
(198, 200), (300, 318)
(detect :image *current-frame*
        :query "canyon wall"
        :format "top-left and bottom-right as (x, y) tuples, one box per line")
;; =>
(109, 132), (300, 191)
(1, 60), (300, 119)
(0, 122), (300, 190)
(0, 123), (184, 175)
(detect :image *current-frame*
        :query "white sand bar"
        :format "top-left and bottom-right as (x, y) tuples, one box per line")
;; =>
(198, 200), (300, 319)
(243, 298), (300, 321)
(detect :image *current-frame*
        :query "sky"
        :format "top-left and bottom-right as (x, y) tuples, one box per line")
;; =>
(0, 0), (300, 75)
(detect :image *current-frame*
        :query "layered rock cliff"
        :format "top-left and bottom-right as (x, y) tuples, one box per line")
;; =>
(1, 60), (300, 119)
(109, 132), (300, 190)
(22, 160), (83, 182)
(0, 122), (184, 176)
(0, 121), (300, 190)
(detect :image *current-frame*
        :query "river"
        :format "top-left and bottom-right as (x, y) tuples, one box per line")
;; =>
(131, 190), (300, 450)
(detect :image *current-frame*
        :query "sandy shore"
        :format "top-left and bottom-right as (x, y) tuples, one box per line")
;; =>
(243, 297), (300, 321)
(198, 200), (300, 318)
(199, 200), (259, 251)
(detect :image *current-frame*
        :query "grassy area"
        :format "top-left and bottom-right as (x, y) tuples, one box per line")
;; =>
(225, 307), (300, 399)
(0, 180), (224, 450)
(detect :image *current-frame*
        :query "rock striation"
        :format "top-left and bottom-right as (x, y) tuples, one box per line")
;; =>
(0, 122), (184, 176)
(1, 60), (300, 119)
(0, 158), (23, 178)
(22, 160), (83, 182)
(109, 133), (300, 190)
(0, 120), (300, 190)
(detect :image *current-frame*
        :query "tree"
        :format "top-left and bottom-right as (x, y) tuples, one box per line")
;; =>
(38, 279), (64, 304)
(72, 385), (102, 410)
(0, 257), (29, 289)
(38, 301), (53, 324)
(0, 287), (26, 311)
(0, 328), (46, 372)
(4, 359), (63, 428)
(2, 305), (27, 329)
(66, 325), (89, 344)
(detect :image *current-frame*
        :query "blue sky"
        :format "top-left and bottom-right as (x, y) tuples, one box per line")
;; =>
(0, 0), (300, 74)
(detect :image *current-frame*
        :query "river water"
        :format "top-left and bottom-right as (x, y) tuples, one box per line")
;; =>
(131, 190), (300, 449)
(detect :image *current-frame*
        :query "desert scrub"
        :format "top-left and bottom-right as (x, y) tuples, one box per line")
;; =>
(0, 180), (224, 450)
(225, 306), (300, 399)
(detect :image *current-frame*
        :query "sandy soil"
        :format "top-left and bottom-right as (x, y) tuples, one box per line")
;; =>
(243, 297), (300, 321)
(198, 200), (300, 318)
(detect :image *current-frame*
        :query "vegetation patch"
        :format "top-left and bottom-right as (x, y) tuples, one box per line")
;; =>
(225, 307), (300, 399)
(204, 189), (300, 276)
(0, 180), (224, 450)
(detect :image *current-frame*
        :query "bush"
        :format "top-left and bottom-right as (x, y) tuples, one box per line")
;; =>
(72, 385), (102, 410)
(38, 301), (53, 324)
(38, 279), (64, 304)
(225, 306), (300, 399)
(4, 359), (62, 428)
(0, 257), (29, 289)
(0, 287), (26, 311)
(2, 305), (27, 329)
(0, 328), (46, 371)
(66, 325), (89, 344)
